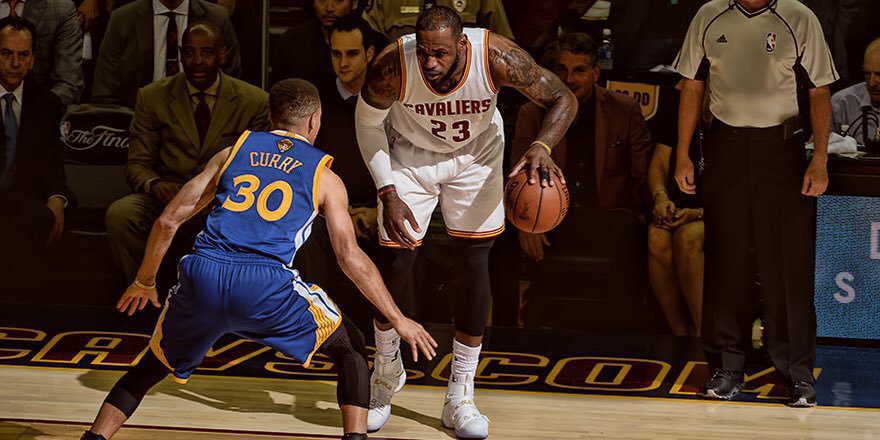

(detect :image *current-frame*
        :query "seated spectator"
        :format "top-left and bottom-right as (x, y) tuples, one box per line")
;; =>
(270, 0), (359, 87)
(832, 38), (880, 142)
(9, 0), (84, 105)
(76, 0), (116, 100)
(0, 17), (71, 294)
(363, 0), (512, 41)
(513, 33), (652, 305)
(292, 15), (380, 328)
(92, 0), (241, 108)
(647, 81), (706, 337)
(105, 21), (267, 285)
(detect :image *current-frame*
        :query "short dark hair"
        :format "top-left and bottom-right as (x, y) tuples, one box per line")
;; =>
(329, 14), (375, 52)
(269, 78), (320, 125)
(546, 33), (598, 67)
(416, 5), (462, 39)
(0, 16), (37, 53)
(182, 21), (223, 47)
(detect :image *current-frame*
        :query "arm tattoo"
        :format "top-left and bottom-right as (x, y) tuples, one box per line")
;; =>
(364, 45), (402, 109)
(488, 36), (577, 151)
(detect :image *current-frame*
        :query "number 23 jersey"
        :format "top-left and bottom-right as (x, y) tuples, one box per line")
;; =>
(390, 27), (502, 154)
(193, 130), (333, 266)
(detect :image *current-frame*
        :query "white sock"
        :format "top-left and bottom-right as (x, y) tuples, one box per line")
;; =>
(374, 322), (400, 359)
(448, 340), (481, 398)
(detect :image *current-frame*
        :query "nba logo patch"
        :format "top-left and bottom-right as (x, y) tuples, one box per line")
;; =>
(765, 32), (777, 53)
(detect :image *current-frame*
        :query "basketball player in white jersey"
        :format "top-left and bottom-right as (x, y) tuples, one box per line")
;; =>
(355, 6), (576, 438)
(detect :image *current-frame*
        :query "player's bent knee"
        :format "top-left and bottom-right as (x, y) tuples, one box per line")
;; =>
(104, 351), (170, 417)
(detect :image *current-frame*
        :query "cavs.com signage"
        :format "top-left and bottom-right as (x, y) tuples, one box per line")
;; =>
(0, 327), (818, 401)
(606, 81), (660, 121)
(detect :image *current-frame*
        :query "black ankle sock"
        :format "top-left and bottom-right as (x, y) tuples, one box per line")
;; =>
(341, 433), (367, 440)
(81, 431), (107, 440)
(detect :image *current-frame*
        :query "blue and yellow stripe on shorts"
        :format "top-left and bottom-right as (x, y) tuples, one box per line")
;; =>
(297, 282), (341, 367)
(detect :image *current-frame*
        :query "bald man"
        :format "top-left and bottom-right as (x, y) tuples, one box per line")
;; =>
(832, 39), (880, 143)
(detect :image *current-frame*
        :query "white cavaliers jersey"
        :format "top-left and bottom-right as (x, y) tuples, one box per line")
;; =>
(389, 27), (502, 154)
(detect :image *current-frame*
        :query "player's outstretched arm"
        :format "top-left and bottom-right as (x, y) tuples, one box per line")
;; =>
(116, 147), (231, 316)
(356, 42), (421, 249)
(319, 168), (437, 361)
(487, 33), (577, 187)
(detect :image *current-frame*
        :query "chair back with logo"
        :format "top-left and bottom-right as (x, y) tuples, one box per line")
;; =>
(61, 104), (133, 232)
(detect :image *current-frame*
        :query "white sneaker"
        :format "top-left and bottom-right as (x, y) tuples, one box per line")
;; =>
(441, 396), (490, 439)
(367, 351), (405, 432)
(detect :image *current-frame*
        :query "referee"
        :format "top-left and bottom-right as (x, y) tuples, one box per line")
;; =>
(673, 0), (837, 407)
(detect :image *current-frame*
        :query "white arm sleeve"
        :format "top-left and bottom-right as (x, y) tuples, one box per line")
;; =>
(355, 95), (395, 189)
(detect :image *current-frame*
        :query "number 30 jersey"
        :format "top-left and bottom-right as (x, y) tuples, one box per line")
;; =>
(390, 27), (502, 154)
(193, 130), (333, 266)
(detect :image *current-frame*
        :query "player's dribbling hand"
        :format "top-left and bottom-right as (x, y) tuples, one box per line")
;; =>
(379, 189), (421, 250)
(391, 317), (438, 362)
(510, 143), (565, 188)
(518, 230), (549, 261)
(117, 282), (161, 316)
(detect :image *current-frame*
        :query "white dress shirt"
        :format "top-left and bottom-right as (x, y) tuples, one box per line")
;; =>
(152, 0), (189, 82)
(0, 0), (25, 17)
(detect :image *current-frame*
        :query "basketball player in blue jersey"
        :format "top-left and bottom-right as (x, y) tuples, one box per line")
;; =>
(80, 79), (437, 440)
(355, 6), (577, 439)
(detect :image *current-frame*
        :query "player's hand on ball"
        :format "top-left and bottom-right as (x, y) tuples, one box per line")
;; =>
(510, 142), (564, 188)
(117, 281), (161, 316)
(391, 317), (438, 362)
(379, 189), (421, 250)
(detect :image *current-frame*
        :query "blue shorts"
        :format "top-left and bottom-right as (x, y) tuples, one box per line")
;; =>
(148, 248), (342, 384)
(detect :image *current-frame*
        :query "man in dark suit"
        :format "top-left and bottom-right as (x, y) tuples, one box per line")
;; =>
(270, 0), (359, 87)
(0, 16), (71, 293)
(512, 33), (652, 301)
(91, 0), (241, 108)
(105, 21), (267, 285)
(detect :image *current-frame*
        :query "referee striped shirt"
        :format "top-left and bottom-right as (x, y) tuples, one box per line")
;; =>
(673, 0), (838, 128)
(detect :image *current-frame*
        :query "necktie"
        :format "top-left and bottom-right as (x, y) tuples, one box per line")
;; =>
(194, 92), (210, 145)
(7, 0), (18, 17)
(164, 12), (180, 76)
(0, 93), (18, 187)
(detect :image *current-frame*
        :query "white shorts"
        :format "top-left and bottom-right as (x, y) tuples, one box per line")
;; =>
(379, 125), (505, 248)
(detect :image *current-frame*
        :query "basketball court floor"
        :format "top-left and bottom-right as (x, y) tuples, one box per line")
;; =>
(2, 304), (880, 439)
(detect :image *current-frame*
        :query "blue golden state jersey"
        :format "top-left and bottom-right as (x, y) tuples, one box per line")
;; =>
(193, 130), (333, 266)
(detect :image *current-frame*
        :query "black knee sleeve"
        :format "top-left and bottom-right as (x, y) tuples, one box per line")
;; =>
(322, 318), (370, 408)
(375, 247), (417, 325)
(450, 238), (494, 337)
(104, 351), (170, 417)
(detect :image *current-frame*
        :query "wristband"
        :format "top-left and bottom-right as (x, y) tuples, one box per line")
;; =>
(377, 185), (396, 197)
(132, 278), (156, 290)
(531, 141), (552, 155)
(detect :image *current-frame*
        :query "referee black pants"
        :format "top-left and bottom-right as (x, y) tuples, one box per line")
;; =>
(702, 121), (816, 384)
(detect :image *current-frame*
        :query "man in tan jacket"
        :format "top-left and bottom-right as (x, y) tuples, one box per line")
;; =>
(106, 22), (268, 284)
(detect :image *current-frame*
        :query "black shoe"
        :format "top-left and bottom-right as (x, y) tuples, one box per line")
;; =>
(703, 369), (744, 400)
(787, 381), (817, 407)
(80, 431), (107, 440)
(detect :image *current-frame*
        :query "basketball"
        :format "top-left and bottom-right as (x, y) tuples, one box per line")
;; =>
(504, 170), (569, 234)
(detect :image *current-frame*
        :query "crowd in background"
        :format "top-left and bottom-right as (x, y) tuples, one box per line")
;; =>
(0, 0), (878, 336)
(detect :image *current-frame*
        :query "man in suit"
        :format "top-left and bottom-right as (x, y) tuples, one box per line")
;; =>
(513, 33), (652, 300)
(105, 21), (267, 284)
(0, 16), (71, 294)
(91, 0), (241, 108)
(271, 0), (358, 87)
(3, 0), (85, 105)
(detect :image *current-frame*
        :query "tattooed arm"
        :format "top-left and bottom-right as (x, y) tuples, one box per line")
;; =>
(356, 42), (420, 249)
(488, 33), (577, 186)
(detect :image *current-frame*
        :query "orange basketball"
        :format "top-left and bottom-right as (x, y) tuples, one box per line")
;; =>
(504, 170), (570, 234)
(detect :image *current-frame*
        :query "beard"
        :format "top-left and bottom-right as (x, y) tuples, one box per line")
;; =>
(429, 49), (462, 92)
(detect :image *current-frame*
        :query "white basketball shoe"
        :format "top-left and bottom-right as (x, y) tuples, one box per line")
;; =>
(367, 350), (406, 431)
(441, 373), (489, 439)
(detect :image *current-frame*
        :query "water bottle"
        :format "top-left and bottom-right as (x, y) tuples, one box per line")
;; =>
(598, 28), (614, 71)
